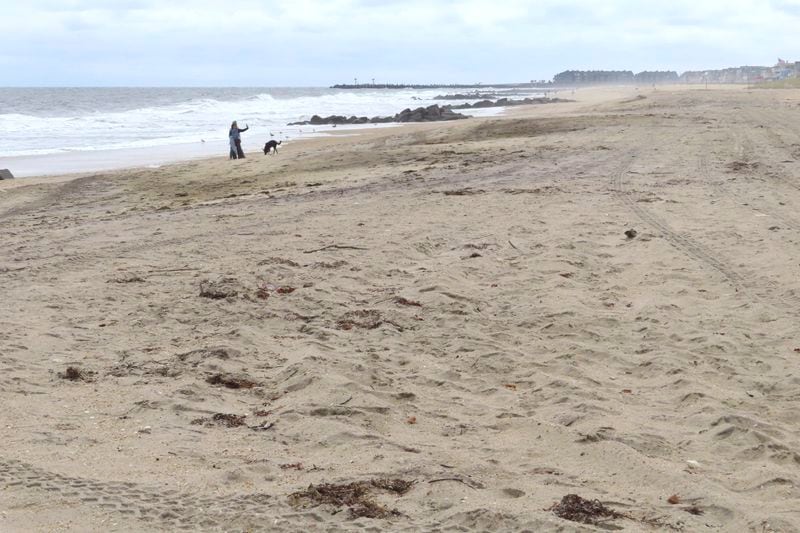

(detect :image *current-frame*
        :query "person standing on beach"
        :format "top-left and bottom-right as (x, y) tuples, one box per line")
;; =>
(229, 132), (238, 160)
(229, 121), (249, 159)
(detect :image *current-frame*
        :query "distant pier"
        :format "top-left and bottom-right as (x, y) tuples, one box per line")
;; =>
(331, 82), (550, 90)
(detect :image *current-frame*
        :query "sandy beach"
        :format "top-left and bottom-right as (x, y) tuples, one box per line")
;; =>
(2, 85), (800, 532)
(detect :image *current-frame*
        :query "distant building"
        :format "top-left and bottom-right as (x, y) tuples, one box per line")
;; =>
(772, 58), (800, 80)
(550, 60), (799, 87)
(679, 66), (773, 84)
(552, 70), (677, 86)
(553, 70), (635, 85)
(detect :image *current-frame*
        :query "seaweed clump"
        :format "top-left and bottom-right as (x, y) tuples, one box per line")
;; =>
(290, 478), (413, 519)
(550, 494), (625, 526)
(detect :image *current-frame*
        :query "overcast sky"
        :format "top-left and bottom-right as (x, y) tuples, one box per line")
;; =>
(2, 0), (799, 86)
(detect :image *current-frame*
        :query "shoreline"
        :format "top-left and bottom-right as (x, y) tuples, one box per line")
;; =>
(0, 86), (516, 180)
(0, 86), (632, 182)
(1, 113), (523, 180)
(0, 123), (405, 179)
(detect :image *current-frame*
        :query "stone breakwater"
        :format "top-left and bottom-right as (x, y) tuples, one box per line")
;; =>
(448, 97), (571, 110)
(288, 98), (571, 126)
(288, 104), (469, 126)
(433, 92), (498, 100)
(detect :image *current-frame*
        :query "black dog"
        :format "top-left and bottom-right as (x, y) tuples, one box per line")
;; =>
(263, 140), (282, 155)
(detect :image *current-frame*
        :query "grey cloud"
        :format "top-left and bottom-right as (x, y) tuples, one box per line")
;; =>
(2, 0), (798, 85)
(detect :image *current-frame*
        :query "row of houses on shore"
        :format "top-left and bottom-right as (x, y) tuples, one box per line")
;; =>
(680, 59), (800, 83)
(553, 70), (678, 85)
(551, 60), (800, 86)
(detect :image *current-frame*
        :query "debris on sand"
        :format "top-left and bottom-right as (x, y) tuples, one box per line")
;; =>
(108, 360), (179, 378)
(257, 257), (300, 268)
(625, 229), (638, 239)
(441, 188), (485, 196)
(285, 311), (318, 322)
(191, 413), (247, 428)
(501, 186), (563, 195)
(726, 161), (760, 172)
(312, 260), (348, 269)
(256, 282), (297, 300)
(549, 494), (625, 526)
(199, 278), (242, 300)
(177, 346), (238, 363)
(58, 366), (94, 382)
(109, 273), (145, 283)
(290, 478), (414, 519)
(256, 283), (272, 300)
(372, 479), (414, 494)
(62, 366), (83, 380)
(206, 373), (257, 389)
(394, 296), (422, 307)
(336, 309), (385, 330)
(303, 243), (367, 254)
(336, 310), (404, 331)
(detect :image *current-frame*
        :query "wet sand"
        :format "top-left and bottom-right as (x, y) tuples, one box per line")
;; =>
(2, 85), (800, 532)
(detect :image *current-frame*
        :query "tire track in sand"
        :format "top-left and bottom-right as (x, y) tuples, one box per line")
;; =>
(613, 152), (749, 296)
(739, 107), (800, 194)
(617, 141), (797, 309)
(0, 456), (278, 531)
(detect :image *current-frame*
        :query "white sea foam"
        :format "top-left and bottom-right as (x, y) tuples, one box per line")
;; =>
(0, 88), (523, 158)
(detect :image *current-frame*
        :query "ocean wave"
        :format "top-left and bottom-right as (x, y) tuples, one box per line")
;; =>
(0, 88), (531, 157)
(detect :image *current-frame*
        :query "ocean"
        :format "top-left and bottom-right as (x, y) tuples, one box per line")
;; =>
(0, 87), (537, 177)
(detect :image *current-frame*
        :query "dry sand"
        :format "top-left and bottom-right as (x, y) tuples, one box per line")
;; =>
(1, 85), (800, 532)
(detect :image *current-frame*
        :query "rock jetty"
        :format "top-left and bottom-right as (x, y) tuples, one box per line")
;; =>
(288, 105), (469, 126)
(448, 97), (571, 109)
(0, 169), (14, 180)
(433, 92), (498, 100)
(289, 98), (571, 127)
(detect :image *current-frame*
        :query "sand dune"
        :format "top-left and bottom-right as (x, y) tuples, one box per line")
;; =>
(1, 86), (800, 531)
